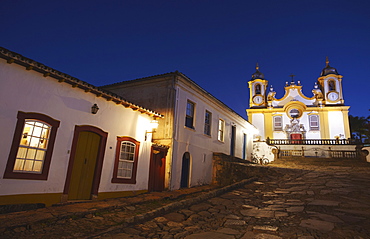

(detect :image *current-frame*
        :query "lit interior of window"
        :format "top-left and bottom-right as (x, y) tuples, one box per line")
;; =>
(14, 120), (51, 173)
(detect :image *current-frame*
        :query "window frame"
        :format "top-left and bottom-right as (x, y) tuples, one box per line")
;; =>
(111, 136), (140, 184)
(204, 110), (212, 136)
(4, 111), (60, 180)
(218, 119), (225, 142)
(309, 114), (320, 131)
(273, 115), (283, 131)
(185, 100), (195, 129)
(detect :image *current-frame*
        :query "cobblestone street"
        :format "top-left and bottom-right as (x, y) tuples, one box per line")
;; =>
(2, 160), (370, 239)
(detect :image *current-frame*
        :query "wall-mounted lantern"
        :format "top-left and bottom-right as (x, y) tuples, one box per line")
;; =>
(91, 104), (99, 114)
(145, 119), (159, 141)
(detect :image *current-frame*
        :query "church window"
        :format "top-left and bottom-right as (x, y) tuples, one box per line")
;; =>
(273, 116), (283, 131)
(289, 109), (300, 118)
(204, 110), (212, 136)
(112, 137), (140, 184)
(218, 119), (225, 142)
(185, 100), (195, 129)
(328, 80), (336, 91)
(255, 84), (261, 94)
(309, 115), (319, 131)
(4, 111), (60, 180)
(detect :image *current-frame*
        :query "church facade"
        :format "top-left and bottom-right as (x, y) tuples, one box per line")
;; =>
(246, 58), (351, 141)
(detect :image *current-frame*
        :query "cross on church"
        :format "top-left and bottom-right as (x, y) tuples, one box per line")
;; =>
(289, 74), (295, 84)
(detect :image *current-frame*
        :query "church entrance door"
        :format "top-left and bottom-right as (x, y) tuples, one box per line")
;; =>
(290, 133), (302, 144)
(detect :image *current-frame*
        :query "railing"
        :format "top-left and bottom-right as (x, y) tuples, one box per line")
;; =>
(278, 149), (357, 158)
(330, 151), (357, 158)
(267, 138), (359, 145)
(280, 150), (304, 157)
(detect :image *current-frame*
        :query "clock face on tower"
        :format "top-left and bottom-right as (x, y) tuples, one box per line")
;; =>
(253, 95), (263, 104)
(327, 92), (339, 102)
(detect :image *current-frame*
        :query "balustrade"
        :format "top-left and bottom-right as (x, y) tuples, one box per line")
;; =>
(267, 138), (358, 145)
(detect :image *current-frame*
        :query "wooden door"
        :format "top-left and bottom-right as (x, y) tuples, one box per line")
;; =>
(68, 131), (100, 200)
(148, 147), (167, 192)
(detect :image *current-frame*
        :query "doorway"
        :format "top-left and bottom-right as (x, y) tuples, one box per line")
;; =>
(230, 125), (236, 156)
(148, 145), (168, 192)
(180, 152), (191, 188)
(290, 133), (302, 144)
(64, 126), (107, 200)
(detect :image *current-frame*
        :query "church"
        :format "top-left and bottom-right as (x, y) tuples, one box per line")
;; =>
(246, 58), (351, 142)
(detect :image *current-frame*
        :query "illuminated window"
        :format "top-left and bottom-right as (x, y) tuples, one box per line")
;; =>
(218, 119), (225, 142)
(204, 111), (212, 136)
(112, 137), (140, 184)
(4, 112), (60, 180)
(185, 100), (195, 129)
(273, 116), (282, 131)
(14, 120), (50, 173)
(309, 115), (319, 130)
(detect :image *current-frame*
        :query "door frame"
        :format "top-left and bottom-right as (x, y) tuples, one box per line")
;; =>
(148, 145), (169, 192)
(62, 125), (107, 201)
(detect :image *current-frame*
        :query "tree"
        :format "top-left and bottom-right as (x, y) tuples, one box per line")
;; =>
(349, 115), (370, 142)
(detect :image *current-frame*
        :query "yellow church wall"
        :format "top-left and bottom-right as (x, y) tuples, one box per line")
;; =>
(342, 109), (350, 138)
(318, 110), (329, 138)
(264, 112), (273, 139)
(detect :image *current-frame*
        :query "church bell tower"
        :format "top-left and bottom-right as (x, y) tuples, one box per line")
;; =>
(248, 63), (268, 108)
(317, 57), (344, 105)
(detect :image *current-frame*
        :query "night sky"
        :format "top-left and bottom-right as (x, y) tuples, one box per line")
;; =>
(2, 0), (370, 119)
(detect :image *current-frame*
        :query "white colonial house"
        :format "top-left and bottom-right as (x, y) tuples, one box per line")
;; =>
(103, 72), (257, 190)
(0, 47), (164, 207)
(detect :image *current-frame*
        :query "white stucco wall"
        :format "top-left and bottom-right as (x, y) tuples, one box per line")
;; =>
(169, 81), (255, 189)
(252, 113), (265, 140)
(0, 61), (153, 197)
(328, 111), (346, 138)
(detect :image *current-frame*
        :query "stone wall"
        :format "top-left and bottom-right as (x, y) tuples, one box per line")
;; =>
(212, 153), (283, 186)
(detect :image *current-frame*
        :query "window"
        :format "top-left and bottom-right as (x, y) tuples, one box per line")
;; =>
(112, 137), (140, 184)
(218, 119), (225, 142)
(273, 116), (283, 131)
(328, 80), (336, 91)
(309, 115), (320, 131)
(204, 111), (212, 136)
(4, 112), (60, 180)
(255, 84), (261, 94)
(185, 100), (195, 129)
(289, 109), (300, 118)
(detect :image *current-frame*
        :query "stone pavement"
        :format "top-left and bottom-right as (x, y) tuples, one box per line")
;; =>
(2, 159), (370, 238)
(96, 161), (370, 239)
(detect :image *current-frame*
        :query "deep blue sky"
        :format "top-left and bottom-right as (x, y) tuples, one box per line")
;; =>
(2, 0), (369, 119)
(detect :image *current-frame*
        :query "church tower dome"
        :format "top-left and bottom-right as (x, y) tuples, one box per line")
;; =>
(321, 57), (339, 76)
(251, 63), (265, 80)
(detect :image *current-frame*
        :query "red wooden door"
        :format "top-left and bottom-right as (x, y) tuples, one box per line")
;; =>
(148, 147), (168, 192)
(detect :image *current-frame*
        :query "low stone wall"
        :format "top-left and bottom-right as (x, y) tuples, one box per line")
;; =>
(212, 152), (283, 186)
